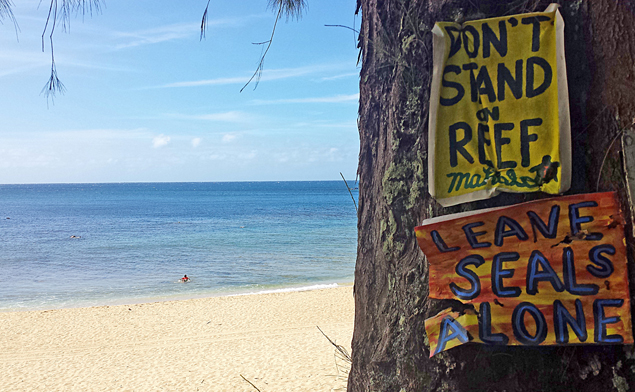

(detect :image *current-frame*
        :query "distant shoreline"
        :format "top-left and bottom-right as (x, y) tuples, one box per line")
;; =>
(1, 280), (354, 313)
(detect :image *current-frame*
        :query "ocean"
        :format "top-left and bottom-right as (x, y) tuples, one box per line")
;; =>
(0, 181), (358, 311)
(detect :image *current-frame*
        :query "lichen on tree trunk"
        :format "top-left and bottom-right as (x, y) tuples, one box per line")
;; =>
(349, 1), (635, 391)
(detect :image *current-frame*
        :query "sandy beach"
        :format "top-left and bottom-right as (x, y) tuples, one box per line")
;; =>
(0, 285), (354, 392)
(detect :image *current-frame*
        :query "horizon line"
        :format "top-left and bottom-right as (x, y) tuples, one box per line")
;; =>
(0, 179), (359, 186)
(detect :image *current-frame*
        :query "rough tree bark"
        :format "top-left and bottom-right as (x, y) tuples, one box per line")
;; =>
(349, 0), (635, 391)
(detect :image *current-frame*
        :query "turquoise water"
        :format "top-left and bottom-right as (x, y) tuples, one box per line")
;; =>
(0, 181), (358, 311)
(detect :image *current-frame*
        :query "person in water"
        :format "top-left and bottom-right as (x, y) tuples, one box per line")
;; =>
(180, 275), (190, 283)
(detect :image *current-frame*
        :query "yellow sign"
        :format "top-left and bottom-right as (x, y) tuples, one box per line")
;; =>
(428, 4), (571, 206)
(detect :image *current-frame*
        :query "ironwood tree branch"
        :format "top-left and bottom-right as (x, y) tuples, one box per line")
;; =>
(37, 0), (102, 99)
(200, 0), (307, 92)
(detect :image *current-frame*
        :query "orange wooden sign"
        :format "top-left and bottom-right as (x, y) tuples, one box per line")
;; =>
(415, 192), (632, 356)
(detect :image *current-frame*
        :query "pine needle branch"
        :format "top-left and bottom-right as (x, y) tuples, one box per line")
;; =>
(317, 325), (352, 363)
(240, 375), (262, 392)
(200, 0), (306, 92)
(325, 24), (359, 34)
(0, 0), (19, 37)
(200, 0), (211, 40)
(240, 4), (283, 92)
(39, 0), (101, 100)
(340, 172), (358, 214)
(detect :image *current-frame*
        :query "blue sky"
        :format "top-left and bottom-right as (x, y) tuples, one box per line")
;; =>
(0, 0), (360, 183)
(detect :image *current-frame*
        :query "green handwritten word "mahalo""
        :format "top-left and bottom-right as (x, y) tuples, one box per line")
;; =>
(446, 158), (560, 194)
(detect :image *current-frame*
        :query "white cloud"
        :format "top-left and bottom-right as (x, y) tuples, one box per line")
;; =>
(159, 63), (350, 88)
(1, 128), (150, 140)
(0, 62), (46, 78)
(111, 14), (269, 50)
(194, 111), (248, 122)
(320, 72), (359, 81)
(160, 111), (253, 123)
(222, 134), (237, 143)
(112, 23), (201, 49)
(288, 120), (358, 129)
(251, 93), (359, 105)
(238, 151), (257, 160)
(163, 76), (251, 88)
(191, 138), (202, 147)
(152, 134), (171, 148)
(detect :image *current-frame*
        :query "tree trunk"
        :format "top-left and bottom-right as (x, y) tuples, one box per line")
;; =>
(349, 0), (635, 391)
